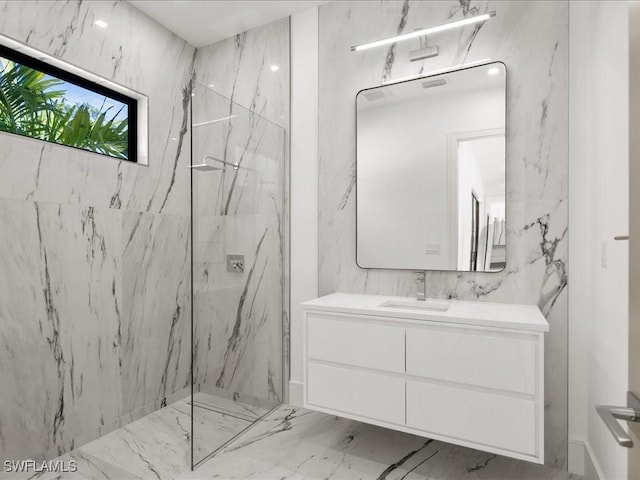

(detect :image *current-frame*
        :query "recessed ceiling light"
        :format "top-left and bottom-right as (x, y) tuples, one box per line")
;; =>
(94, 19), (108, 29)
(488, 67), (501, 75)
(207, 84), (215, 88)
(191, 93), (195, 97)
(270, 65), (280, 72)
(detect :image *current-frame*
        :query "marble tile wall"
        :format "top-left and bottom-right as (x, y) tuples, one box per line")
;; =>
(0, 0), (194, 461)
(192, 19), (290, 406)
(318, 0), (568, 468)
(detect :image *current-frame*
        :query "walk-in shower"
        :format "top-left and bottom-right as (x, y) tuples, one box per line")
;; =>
(190, 83), (287, 468)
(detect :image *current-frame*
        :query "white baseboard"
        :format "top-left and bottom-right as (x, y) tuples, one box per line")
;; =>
(289, 380), (304, 407)
(568, 438), (586, 476)
(584, 440), (605, 480)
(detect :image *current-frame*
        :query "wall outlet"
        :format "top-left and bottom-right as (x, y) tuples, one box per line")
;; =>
(425, 243), (441, 255)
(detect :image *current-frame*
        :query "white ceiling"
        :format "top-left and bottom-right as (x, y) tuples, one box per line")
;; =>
(128, 1), (325, 48)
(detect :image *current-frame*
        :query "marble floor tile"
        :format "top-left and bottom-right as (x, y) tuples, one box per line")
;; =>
(73, 403), (191, 479)
(38, 452), (134, 480)
(2, 404), (581, 480)
(182, 406), (581, 480)
(177, 399), (254, 465)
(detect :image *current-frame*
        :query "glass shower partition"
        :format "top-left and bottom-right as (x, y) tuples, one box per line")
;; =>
(190, 83), (285, 468)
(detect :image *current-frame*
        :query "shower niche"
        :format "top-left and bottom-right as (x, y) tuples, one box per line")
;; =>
(190, 83), (286, 467)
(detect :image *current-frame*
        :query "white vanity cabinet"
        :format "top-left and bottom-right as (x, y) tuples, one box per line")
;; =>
(302, 293), (549, 464)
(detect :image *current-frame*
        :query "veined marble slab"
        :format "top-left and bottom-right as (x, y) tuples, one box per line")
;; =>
(121, 212), (191, 413)
(194, 18), (290, 130)
(0, 199), (123, 461)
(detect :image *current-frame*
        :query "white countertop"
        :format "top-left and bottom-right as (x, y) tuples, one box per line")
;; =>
(302, 292), (549, 332)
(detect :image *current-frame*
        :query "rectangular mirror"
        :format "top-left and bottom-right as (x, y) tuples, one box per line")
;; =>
(356, 61), (506, 272)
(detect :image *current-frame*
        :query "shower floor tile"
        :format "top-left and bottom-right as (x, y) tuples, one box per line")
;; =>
(191, 392), (270, 422)
(63, 399), (192, 480)
(174, 398), (255, 465)
(5, 397), (254, 480)
(5, 404), (581, 480)
(8, 399), (192, 480)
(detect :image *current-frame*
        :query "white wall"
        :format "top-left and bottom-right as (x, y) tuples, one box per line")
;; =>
(289, 6), (319, 406)
(568, 6), (591, 470)
(568, 2), (629, 478)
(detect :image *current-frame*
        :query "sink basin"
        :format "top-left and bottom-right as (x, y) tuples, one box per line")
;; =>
(379, 299), (450, 312)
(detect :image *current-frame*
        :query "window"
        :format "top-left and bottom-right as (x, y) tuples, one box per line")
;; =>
(0, 43), (139, 162)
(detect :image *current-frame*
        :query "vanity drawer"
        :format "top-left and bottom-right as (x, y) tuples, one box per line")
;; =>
(307, 363), (405, 425)
(405, 327), (537, 395)
(406, 380), (537, 456)
(306, 313), (404, 373)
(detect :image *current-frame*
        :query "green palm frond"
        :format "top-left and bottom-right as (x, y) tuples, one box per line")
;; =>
(0, 58), (131, 160)
(0, 61), (64, 136)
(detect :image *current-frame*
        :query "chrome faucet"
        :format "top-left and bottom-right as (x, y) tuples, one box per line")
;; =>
(415, 271), (426, 301)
